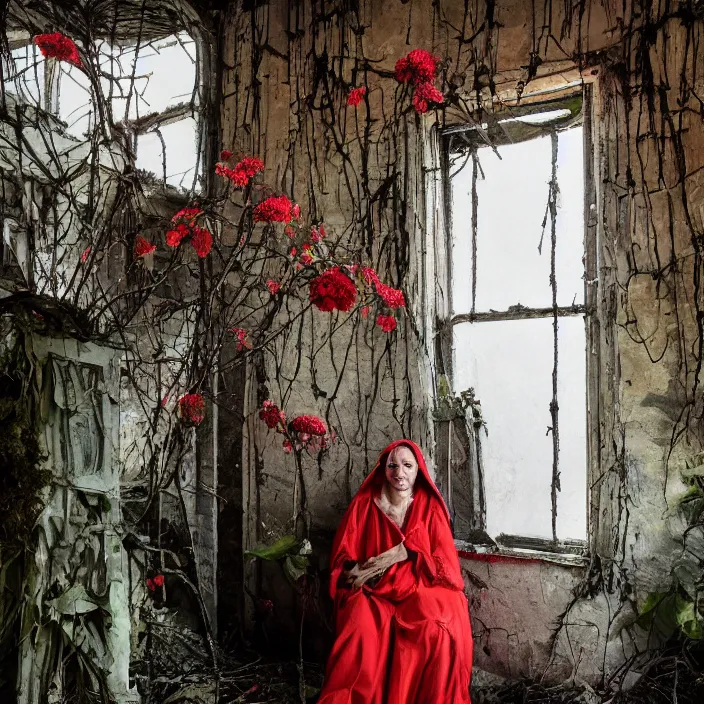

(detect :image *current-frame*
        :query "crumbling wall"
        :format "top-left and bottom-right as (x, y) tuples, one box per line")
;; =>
(220, 0), (704, 686)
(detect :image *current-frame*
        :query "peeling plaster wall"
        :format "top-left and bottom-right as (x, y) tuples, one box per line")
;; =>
(215, 0), (704, 685)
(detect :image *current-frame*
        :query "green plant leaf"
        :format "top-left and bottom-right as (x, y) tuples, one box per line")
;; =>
(283, 554), (308, 583)
(640, 591), (667, 616)
(675, 595), (696, 627)
(244, 535), (298, 561)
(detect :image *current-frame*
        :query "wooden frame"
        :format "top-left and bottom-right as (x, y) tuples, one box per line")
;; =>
(440, 86), (595, 556)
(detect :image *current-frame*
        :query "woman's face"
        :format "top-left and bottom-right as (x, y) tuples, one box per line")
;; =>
(385, 445), (419, 493)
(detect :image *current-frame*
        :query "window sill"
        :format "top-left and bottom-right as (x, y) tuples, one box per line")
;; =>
(455, 539), (589, 568)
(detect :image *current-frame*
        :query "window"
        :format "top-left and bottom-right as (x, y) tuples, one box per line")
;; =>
(1, 16), (206, 296)
(3, 30), (202, 190)
(444, 94), (590, 551)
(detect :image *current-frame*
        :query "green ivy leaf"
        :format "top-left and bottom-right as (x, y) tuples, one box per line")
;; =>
(244, 535), (298, 561)
(640, 591), (666, 617)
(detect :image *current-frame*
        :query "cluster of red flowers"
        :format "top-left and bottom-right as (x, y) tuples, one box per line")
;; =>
(309, 268), (358, 312)
(146, 574), (164, 592)
(362, 267), (379, 286)
(258, 400), (333, 455)
(253, 195), (301, 224)
(289, 414), (332, 453)
(375, 281), (406, 309)
(166, 207), (213, 257)
(216, 155), (265, 188)
(191, 227), (213, 257)
(134, 235), (156, 258)
(395, 49), (438, 84)
(267, 279), (281, 295)
(395, 48), (444, 114)
(413, 82), (445, 114)
(229, 327), (252, 351)
(172, 206), (201, 223)
(347, 86), (367, 106)
(361, 267), (406, 309)
(376, 315), (397, 333)
(290, 415), (327, 436)
(310, 224), (326, 243)
(34, 32), (83, 68)
(178, 393), (206, 426)
(259, 400), (286, 430)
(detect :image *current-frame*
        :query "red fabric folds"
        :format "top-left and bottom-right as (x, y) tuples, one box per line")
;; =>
(320, 439), (473, 703)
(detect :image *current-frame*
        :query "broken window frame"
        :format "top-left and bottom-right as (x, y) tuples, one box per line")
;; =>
(120, 31), (207, 193)
(0, 11), (215, 289)
(3, 26), (207, 193)
(439, 87), (596, 560)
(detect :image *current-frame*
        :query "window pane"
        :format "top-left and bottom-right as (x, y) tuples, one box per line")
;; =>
(453, 316), (587, 541)
(451, 127), (585, 313)
(136, 117), (199, 189)
(99, 33), (196, 122)
(4, 45), (44, 107)
(58, 64), (94, 138)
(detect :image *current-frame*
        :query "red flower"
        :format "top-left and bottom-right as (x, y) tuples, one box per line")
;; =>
(215, 163), (235, 180)
(220, 149), (233, 161)
(361, 306), (370, 318)
(259, 400), (286, 430)
(166, 224), (188, 248)
(291, 415), (327, 436)
(311, 225), (326, 243)
(376, 314), (397, 333)
(361, 267), (379, 286)
(34, 33), (82, 68)
(375, 281), (406, 309)
(147, 574), (165, 592)
(299, 243), (314, 266)
(285, 225), (296, 239)
(191, 226), (213, 258)
(253, 195), (299, 223)
(229, 327), (252, 350)
(309, 268), (358, 312)
(395, 48), (438, 85)
(161, 394), (169, 408)
(134, 235), (156, 258)
(290, 247), (297, 257)
(347, 86), (367, 106)
(283, 439), (293, 453)
(257, 598), (274, 613)
(232, 156), (265, 186)
(217, 156), (265, 188)
(80, 246), (91, 263)
(413, 82), (444, 114)
(179, 393), (206, 426)
(267, 279), (281, 295)
(171, 206), (202, 224)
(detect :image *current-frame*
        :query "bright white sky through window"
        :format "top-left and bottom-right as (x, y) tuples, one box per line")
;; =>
(451, 125), (588, 542)
(6, 34), (198, 190)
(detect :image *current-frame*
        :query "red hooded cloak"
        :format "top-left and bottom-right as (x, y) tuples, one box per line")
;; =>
(318, 440), (473, 703)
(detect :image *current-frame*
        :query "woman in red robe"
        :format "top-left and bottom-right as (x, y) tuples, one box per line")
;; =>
(318, 439), (473, 703)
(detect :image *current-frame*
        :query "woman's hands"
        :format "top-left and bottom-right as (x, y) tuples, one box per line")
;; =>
(343, 543), (409, 589)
